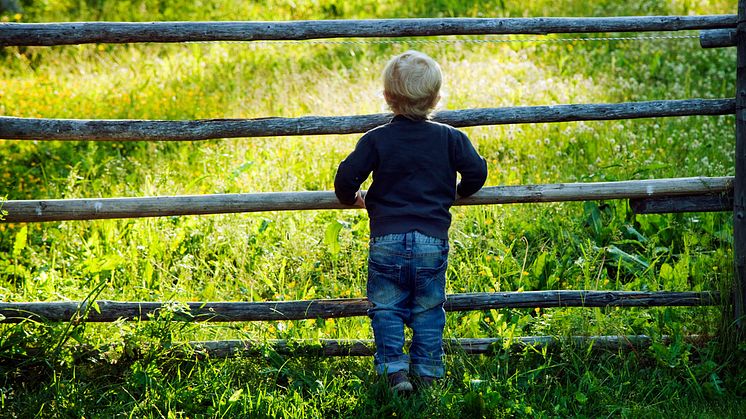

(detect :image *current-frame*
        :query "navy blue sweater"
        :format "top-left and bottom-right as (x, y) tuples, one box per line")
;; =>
(334, 115), (488, 240)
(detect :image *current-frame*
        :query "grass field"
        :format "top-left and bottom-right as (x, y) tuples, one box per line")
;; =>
(1, 0), (746, 417)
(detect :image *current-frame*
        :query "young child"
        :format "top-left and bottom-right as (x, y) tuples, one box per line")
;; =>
(334, 50), (488, 392)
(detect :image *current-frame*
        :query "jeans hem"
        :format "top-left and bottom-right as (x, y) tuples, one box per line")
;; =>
(375, 359), (410, 376)
(411, 363), (444, 378)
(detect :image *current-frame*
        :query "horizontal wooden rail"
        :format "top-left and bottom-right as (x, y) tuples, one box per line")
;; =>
(0, 291), (720, 323)
(630, 192), (734, 214)
(0, 176), (732, 223)
(0, 99), (735, 141)
(700, 28), (737, 48)
(0, 16), (735, 47)
(7, 336), (707, 361)
(198, 335), (705, 357)
(190, 335), (707, 357)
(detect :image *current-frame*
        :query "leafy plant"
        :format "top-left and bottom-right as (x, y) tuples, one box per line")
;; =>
(0, 0), (741, 417)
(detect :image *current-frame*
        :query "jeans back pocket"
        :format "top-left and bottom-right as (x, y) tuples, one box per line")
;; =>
(367, 258), (406, 306)
(414, 258), (447, 310)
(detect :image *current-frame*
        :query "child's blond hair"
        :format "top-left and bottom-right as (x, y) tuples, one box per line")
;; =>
(383, 50), (442, 120)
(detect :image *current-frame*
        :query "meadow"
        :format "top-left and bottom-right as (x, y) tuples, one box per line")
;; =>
(1, 0), (745, 417)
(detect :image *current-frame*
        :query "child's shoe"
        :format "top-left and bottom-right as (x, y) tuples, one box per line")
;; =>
(387, 371), (413, 393)
(413, 375), (438, 391)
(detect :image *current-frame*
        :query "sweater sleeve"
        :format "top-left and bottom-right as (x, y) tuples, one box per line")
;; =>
(454, 131), (488, 198)
(334, 134), (377, 205)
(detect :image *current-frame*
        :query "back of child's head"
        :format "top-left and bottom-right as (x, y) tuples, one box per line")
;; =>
(383, 50), (442, 120)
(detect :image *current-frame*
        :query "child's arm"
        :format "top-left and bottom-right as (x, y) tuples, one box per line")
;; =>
(334, 136), (377, 206)
(454, 132), (488, 198)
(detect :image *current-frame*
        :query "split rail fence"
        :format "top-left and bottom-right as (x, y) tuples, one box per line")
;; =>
(0, 9), (744, 357)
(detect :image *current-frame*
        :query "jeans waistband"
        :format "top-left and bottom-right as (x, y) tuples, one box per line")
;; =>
(370, 230), (447, 246)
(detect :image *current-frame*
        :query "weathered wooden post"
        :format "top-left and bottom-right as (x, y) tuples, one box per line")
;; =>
(735, 0), (746, 331)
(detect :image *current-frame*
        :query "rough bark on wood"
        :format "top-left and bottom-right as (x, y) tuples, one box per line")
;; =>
(735, 0), (746, 331)
(700, 28), (737, 47)
(0, 15), (736, 47)
(630, 193), (734, 214)
(0, 291), (720, 323)
(0, 176), (733, 223)
(0, 99), (735, 141)
(188, 335), (707, 357)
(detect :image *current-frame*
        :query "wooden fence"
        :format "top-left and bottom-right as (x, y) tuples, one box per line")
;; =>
(0, 9), (743, 357)
(0, 16), (735, 46)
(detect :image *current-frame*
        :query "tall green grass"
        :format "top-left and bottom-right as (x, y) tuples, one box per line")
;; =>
(1, 0), (744, 417)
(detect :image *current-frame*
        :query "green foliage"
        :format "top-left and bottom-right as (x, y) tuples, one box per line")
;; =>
(0, 0), (743, 417)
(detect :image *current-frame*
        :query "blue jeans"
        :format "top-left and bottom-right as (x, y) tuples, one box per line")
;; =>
(367, 231), (448, 378)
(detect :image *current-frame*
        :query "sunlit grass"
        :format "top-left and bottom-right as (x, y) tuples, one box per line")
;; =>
(0, 24), (735, 324)
(0, 0), (735, 348)
(0, 0), (742, 417)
